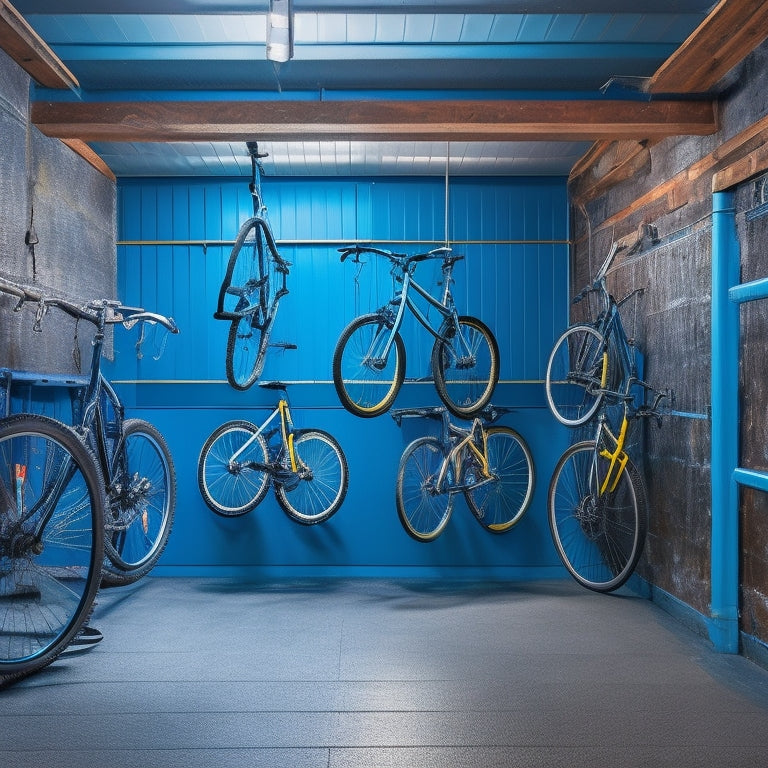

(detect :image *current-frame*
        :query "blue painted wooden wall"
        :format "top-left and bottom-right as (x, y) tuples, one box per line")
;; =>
(107, 175), (572, 578)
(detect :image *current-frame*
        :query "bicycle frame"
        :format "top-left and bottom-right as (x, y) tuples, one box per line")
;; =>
(434, 418), (494, 495)
(226, 398), (298, 476)
(589, 377), (670, 497)
(394, 407), (494, 496)
(0, 276), (177, 532)
(367, 253), (470, 365)
(581, 242), (646, 399)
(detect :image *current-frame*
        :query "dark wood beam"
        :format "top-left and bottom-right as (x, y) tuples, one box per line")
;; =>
(61, 139), (116, 182)
(647, 0), (768, 94)
(31, 99), (718, 143)
(0, 0), (78, 90)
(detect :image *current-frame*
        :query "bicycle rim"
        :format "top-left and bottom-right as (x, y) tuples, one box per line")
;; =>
(198, 421), (270, 516)
(0, 415), (104, 682)
(465, 427), (535, 533)
(333, 314), (405, 417)
(274, 430), (349, 524)
(432, 316), (499, 418)
(548, 441), (647, 592)
(545, 325), (606, 427)
(226, 314), (267, 391)
(102, 419), (176, 585)
(395, 437), (453, 542)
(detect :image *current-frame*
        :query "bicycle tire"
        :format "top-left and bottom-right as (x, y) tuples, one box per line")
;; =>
(431, 316), (499, 419)
(464, 426), (535, 533)
(545, 325), (608, 427)
(226, 313), (271, 391)
(0, 414), (105, 685)
(274, 429), (349, 525)
(220, 217), (272, 391)
(101, 419), (176, 587)
(197, 420), (270, 517)
(395, 436), (454, 542)
(332, 313), (406, 418)
(548, 440), (648, 593)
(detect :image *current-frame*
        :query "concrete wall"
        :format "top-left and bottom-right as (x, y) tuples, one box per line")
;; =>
(0, 48), (116, 376)
(569, 39), (768, 653)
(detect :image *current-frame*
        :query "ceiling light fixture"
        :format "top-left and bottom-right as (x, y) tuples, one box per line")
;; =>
(267, 0), (293, 63)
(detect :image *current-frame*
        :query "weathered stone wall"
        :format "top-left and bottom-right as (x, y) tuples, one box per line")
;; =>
(569, 39), (768, 644)
(0, 48), (116, 375)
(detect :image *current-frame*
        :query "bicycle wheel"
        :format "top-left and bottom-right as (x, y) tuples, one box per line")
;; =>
(432, 316), (499, 419)
(197, 420), (270, 517)
(274, 429), (349, 524)
(548, 440), (648, 592)
(220, 218), (272, 391)
(395, 436), (453, 542)
(333, 313), (406, 418)
(545, 325), (608, 427)
(0, 414), (105, 684)
(464, 426), (535, 533)
(101, 419), (176, 587)
(226, 312), (271, 391)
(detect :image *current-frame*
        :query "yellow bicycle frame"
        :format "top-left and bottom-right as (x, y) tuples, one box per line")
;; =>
(598, 414), (629, 495)
(278, 399), (298, 472)
(437, 418), (491, 489)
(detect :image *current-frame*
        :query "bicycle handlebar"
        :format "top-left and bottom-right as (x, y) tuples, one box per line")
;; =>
(0, 275), (178, 334)
(338, 244), (461, 266)
(391, 403), (511, 426)
(572, 241), (626, 305)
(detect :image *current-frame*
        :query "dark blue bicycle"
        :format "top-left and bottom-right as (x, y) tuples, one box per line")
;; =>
(544, 239), (649, 427)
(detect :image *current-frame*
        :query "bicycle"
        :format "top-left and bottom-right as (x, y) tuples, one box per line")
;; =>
(545, 236), (652, 427)
(198, 381), (349, 524)
(0, 412), (105, 685)
(391, 405), (534, 542)
(548, 378), (670, 592)
(333, 244), (499, 419)
(213, 142), (291, 391)
(0, 275), (178, 587)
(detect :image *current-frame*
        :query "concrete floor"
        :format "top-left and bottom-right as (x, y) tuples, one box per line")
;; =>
(2, 577), (768, 767)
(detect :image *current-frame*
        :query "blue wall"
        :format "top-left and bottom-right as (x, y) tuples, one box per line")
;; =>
(107, 175), (572, 578)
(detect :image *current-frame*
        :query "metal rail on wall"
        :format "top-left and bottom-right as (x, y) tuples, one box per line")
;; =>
(710, 190), (768, 653)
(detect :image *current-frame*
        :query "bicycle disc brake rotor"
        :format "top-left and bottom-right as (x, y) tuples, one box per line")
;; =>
(110, 472), (151, 533)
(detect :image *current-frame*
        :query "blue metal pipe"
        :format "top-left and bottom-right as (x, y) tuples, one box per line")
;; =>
(709, 190), (740, 653)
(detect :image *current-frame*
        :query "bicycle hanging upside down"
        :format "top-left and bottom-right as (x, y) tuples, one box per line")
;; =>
(214, 142), (292, 391)
(391, 404), (534, 542)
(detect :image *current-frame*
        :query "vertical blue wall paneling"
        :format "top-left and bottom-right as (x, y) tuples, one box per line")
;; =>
(107, 176), (572, 578)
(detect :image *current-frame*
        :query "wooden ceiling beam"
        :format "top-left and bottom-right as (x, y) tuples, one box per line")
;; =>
(31, 98), (718, 143)
(0, 0), (78, 90)
(647, 0), (768, 94)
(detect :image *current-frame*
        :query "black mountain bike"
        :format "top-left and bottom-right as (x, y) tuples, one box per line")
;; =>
(0, 412), (106, 686)
(0, 275), (178, 587)
(214, 142), (291, 391)
(545, 240), (649, 427)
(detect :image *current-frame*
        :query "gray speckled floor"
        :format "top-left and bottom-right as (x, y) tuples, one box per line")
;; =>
(2, 577), (768, 767)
